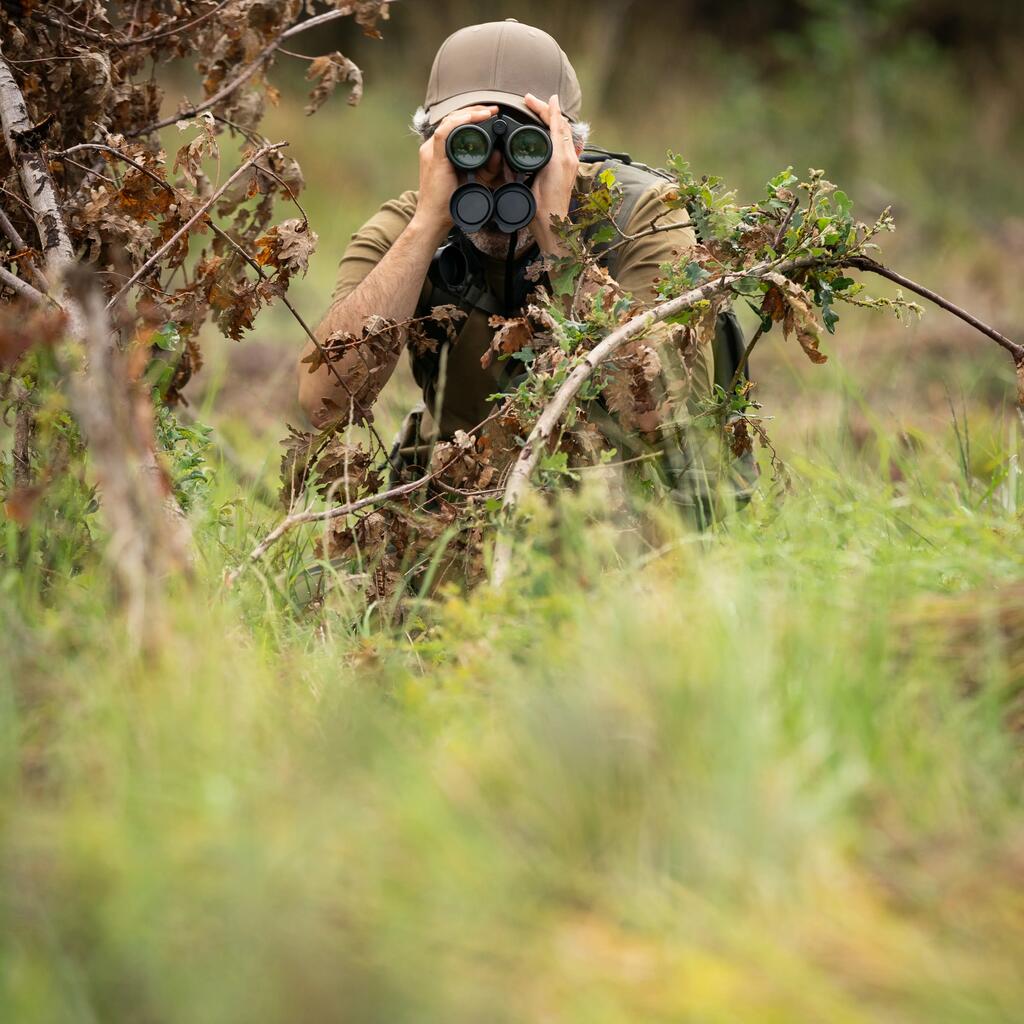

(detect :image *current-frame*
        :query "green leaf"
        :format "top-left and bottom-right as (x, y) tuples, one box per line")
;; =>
(682, 262), (710, 287)
(153, 323), (181, 352)
(540, 451), (570, 473)
(550, 263), (579, 298)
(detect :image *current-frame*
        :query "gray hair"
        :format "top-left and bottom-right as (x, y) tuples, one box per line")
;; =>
(411, 105), (590, 149)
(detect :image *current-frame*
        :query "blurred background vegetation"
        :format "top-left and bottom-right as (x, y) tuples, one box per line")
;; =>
(186, 0), (1024, 479)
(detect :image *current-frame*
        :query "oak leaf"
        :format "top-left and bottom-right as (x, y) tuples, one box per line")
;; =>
(305, 52), (363, 115)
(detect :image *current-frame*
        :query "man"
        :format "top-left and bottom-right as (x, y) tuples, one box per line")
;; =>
(298, 19), (745, 517)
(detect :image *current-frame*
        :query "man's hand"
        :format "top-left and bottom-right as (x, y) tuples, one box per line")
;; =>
(523, 92), (580, 256)
(411, 104), (499, 240)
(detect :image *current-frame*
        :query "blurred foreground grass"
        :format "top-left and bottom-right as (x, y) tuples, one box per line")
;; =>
(3, 411), (1023, 1021)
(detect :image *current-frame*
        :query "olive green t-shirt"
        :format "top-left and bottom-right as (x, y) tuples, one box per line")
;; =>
(331, 162), (711, 435)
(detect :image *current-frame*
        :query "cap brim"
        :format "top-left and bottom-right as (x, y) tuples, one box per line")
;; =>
(426, 90), (569, 127)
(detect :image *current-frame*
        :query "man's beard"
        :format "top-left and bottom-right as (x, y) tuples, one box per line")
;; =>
(467, 225), (535, 259)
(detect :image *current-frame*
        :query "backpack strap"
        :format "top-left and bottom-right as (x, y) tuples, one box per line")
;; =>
(411, 229), (541, 395)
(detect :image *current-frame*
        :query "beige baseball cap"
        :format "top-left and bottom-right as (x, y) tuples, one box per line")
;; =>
(423, 19), (582, 126)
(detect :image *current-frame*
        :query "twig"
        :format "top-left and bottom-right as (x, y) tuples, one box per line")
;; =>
(431, 479), (505, 499)
(250, 156), (309, 225)
(207, 222), (390, 455)
(121, 0), (237, 45)
(58, 154), (117, 185)
(129, 8), (355, 137)
(0, 204), (26, 250)
(57, 142), (163, 187)
(227, 409), (503, 585)
(847, 255), (1024, 365)
(0, 262), (46, 303)
(602, 218), (694, 256)
(0, 183), (35, 219)
(728, 322), (766, 393)
(228, 464), (452, 587)
(39, 13), (110, 44)
(772, 195), (800, 251)
(105, 142), (286, 312)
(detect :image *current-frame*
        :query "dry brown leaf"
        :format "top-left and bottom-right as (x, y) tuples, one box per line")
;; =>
(482, 315), (533, 369)
(305, 52), (363, 115)
(766, 273), (828, 365)
(254, 218), (318, 278)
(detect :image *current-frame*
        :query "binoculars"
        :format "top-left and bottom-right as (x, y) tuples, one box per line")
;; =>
(446, 113), (552, 234)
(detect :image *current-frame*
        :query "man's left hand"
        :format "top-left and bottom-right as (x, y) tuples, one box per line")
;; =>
(523, 92), (579, 257)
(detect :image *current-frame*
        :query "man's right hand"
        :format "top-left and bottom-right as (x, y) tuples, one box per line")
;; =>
(412, 105), (498, 236)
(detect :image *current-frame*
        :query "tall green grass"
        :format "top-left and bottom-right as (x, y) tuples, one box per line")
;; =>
(2, 416), (1021, 1022)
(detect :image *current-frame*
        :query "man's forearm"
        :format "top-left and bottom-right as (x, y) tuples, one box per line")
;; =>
(298, 214), (446, 425)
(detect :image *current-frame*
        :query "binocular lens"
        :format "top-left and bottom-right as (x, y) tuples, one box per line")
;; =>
(507, 127), (551, 171)
(492, 184), (536, 233)
(447, 125), (490, 169)
(450, 182), (493, 232)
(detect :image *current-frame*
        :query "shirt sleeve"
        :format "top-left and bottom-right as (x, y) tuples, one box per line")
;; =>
(612, 182), (697, 303)
(331, 189), (420, 303)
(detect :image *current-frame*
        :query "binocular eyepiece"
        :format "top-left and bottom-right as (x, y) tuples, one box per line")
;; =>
(446, 113), (552, 235)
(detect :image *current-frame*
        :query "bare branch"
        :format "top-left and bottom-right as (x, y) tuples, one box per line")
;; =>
(0, 46), (75, 276)
(0, 262), (46, 303)
(0, 205), (26, 250)
(57, 142), (166, 189)
(847, 255), (1024, 365)
(105, 142), (287, 312)
(603, 217), (694, 256)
